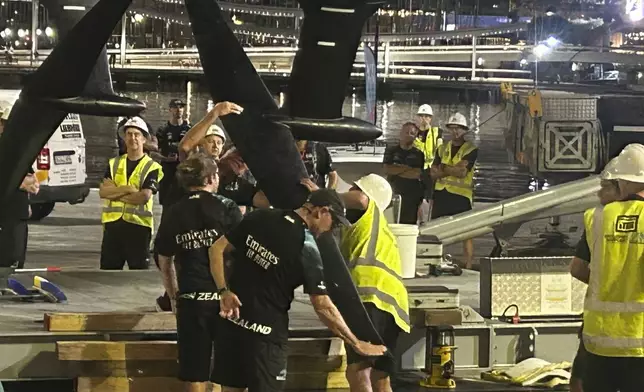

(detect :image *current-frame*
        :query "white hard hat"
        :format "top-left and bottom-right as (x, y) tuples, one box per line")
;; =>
(601, 144), (644, 183)
(354, 174), (393, 212)
(446, 112), (469, 130)
(417, 104), (433, 116)
(0, 102), (13, 121)
(205, 124), (226, 143)
(118, 116), (150, 139)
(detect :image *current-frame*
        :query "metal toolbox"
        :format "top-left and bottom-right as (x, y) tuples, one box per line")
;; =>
(480, 256), (586, 318)
(417, 235), (442, 266)
(408, 285), (459, 310)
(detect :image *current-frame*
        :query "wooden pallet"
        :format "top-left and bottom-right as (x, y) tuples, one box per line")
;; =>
(50, 312), (349, 391)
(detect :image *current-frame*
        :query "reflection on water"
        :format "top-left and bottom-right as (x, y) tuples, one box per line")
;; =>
(107, 82), (533, 202)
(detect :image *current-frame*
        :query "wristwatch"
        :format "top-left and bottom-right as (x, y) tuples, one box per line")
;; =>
(217, 287), (230, 296)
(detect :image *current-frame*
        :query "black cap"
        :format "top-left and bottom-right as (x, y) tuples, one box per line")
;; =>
(307, 189), (350, 227)
(169, 98), (186, 108)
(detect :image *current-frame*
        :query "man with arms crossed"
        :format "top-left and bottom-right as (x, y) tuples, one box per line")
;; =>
(209, 189), (386, 392)
(156, 153), (243, 392)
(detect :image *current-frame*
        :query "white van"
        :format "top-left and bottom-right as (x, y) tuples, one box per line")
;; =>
(0, 89), (90, 220)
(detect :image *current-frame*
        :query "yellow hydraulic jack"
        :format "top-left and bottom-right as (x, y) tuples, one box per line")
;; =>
(420, 325), (457, 389)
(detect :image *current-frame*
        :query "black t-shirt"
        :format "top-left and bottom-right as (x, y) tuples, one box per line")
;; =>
(225, 209), (328, 342)
(104, 156), (160, 193)
(156, 191), (243, 293)
(383, 144), (426, 198)
(157, 121), (191, 164)
(157, 121), (191, 205)
(301, 142), (334, 188)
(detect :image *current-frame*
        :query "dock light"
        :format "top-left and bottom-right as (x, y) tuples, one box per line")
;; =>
(36, 28), (41, 36)
(3, 28), (10, 37)
(477, 57), (485, 66)
(134, 13), (144, 23)
(533, 44), (550, 58)
(17, 29), (24, 38)
(520, 58), (528, 66)
(546, 36), (559, 47)
(572, 63), (578, 71)
(44, 27), (53, 37)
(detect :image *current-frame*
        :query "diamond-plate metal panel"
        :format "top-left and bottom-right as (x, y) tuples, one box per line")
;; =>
(542, 98), (597, 121)
(481, 257), (586, 317)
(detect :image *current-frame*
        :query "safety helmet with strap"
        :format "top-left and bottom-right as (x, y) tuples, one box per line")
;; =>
(354, 174), (392, 212)
(601, 143), (644, 183)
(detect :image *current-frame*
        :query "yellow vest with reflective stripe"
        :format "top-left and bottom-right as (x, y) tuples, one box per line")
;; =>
(340, 199), (411, 333)
(102, 154), (164, 229)
(413, 126), (440, 169)
(434, 141), (477, 202)
(582, 201), (644, 357)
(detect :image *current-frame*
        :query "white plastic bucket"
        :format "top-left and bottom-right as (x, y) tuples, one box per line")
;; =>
(389, 223), (419, 279)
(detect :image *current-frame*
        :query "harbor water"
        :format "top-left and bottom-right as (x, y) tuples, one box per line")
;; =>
(87, 82), (535, 202)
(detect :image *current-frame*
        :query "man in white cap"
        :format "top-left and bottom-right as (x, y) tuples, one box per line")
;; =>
(415, 104), (442, 223)
(430, 112), (478, 269)
(178, 101), (243, 160)
(414, 104), (442, 170)
(98, 117), (164, 270)
(573, 144), (644, 392)
(301, 173), (410, 392)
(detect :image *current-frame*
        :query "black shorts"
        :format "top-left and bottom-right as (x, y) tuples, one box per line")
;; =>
(346, 302), (401, 376)
(176, 295), (220, 382)
(571, 339), (586, 379)
(431, 189), (472, 219)
(212, 320), (288, 392)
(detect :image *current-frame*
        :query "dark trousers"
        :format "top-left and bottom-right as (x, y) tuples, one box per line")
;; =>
(582, 350), (644, 392)
(392, 183), (424, 225)
(0, 220), (28, 268)
(100, 219), (151, 270)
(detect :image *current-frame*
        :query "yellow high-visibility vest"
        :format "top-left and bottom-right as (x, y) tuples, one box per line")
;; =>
(413, 126), (441, 169)
(340, 199), (411, 333)
(582, 200), (644, 357)
(434, 141), (477, 202)
(102, 154), (164, 229)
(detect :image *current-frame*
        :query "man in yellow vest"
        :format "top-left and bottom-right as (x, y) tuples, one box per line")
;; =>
(568, 177), (621, 392)
(415, 105), (441, 222)
(414, 104), (442, 170)
(303, 174), (411, 392)
(574, 144), (644, 392)
(99, 117), (164, 270)
(430, 112), (478, 268)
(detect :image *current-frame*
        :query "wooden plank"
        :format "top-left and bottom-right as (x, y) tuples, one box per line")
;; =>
(57, 341), (177, 361)
(286, 371), (349, 390)
(70, 356), (345, 377)
(410, 308), (463, 327)
(77, 377), (183, 392)
(73, 360), (178, 378)
(58, 340), (344, 362)
(45, 312), (177, 332)
(78, 373), (347, 391)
